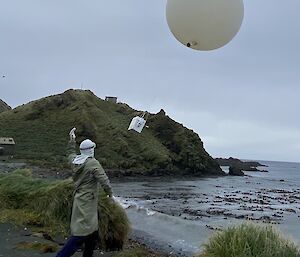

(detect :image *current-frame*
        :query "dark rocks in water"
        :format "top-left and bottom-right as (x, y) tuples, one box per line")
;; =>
(228, 166), (244, 176)
(215, 157), (268, 172)
(244, 167), (259, 171)
(205, 225), (222, 231)
(206, 208), (226, 216)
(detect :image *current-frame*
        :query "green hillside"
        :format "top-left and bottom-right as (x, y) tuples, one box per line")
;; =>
(0, 89), (223, 176)
(0, 99), (11, 113)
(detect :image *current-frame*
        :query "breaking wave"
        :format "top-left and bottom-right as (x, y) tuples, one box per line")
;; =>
(114, 196), (157, 216)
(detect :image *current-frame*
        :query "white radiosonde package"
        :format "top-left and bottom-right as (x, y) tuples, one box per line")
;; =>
(128, 116), (146, 133)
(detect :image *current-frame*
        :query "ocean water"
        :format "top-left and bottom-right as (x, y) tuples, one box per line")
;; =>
(112, 161), (300, 256)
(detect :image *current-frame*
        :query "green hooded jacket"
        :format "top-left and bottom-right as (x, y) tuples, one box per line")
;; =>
(67, 140), (113, 236)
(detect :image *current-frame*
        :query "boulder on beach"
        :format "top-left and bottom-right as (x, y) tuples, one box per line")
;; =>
(228, 166), (244, 176)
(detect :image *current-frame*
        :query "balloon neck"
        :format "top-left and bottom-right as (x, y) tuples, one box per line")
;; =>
(187, 41), (198, 48)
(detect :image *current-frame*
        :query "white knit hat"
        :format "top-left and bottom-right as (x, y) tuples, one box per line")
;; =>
(80, 139), (96, 150)
(72, 139), (96, 165)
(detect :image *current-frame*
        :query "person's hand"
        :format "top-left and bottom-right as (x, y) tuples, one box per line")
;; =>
(69, 127), (76, 142)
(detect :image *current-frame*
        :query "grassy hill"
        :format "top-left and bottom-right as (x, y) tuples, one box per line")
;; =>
(0, 89), (223, 176)
(0, 99), (11, 113)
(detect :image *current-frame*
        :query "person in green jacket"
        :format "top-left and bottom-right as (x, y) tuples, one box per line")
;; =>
(56, 128), (113, 257)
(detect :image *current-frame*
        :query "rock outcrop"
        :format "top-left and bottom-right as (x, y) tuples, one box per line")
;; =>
(228, 166), (245, 176)
(0, 99), (11, 113)
(215, 157), (268, 172)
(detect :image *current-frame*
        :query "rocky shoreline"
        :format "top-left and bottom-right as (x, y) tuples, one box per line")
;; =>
(0, 160), (225, 180)
(2, 160), (300, 256)
(2, 161), (299, 229)
(112, 174), (300, 234)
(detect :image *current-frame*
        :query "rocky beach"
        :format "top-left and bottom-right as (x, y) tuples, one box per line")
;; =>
(0, 160), (300, 256)
(111, 160), (300, 256)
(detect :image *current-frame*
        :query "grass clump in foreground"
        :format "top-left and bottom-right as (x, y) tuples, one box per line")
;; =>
(0, 169), (130, 251)
(198, 223), (300, 257)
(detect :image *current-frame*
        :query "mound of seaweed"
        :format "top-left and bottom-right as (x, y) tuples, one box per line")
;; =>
(0, 89), (223, 176)
(0, 169), (130, 250)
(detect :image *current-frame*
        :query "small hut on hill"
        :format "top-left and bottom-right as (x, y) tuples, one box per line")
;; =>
(105, 96), (118, 104)
(0, 137), (15, 158)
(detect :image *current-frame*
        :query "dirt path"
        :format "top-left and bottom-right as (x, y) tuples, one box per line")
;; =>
(0, 223), (170, 257)
(0, 223), (55, 257)
(0, 223), (121, 257)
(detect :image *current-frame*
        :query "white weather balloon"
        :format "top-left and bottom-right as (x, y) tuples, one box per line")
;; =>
(166, 0), (244, 51)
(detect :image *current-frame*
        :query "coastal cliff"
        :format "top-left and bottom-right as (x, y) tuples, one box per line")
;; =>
(0, 89), (223, 176)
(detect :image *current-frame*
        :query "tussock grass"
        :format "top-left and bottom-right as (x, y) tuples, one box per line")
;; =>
(0, 169), (130, 250)
(198, 223), (300, 257)
(0, 209), (44, 227)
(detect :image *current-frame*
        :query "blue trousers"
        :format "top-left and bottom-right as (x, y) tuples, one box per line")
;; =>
(55, 231), (98, 257)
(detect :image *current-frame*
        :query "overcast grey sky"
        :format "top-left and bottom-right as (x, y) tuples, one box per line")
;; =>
(0, 0), (299, 162)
